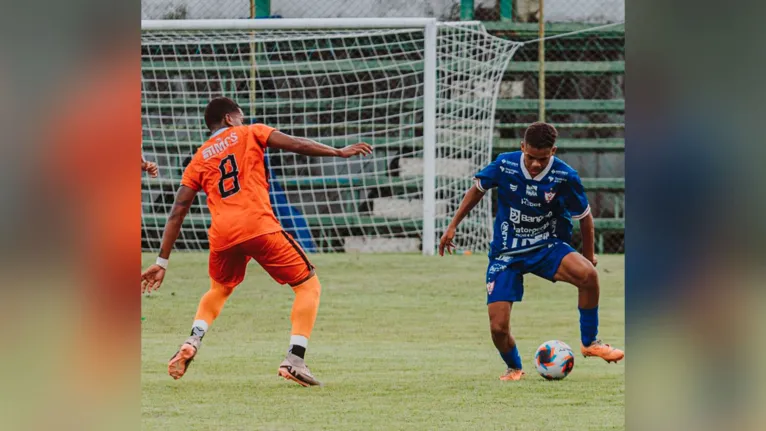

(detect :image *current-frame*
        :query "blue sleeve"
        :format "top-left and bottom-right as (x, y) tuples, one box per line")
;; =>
(473, 157), (502, 192)
(563, 171), (591, 219)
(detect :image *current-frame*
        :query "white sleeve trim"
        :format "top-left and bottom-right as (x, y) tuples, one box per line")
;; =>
(474, 178), (487, 193)
(571, 205), (591, 220)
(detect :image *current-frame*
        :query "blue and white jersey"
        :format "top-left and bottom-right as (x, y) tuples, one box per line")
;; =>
(475, 151), (590, 258)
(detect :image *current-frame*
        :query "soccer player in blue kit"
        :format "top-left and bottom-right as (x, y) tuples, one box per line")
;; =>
(439, 122), (624, 380)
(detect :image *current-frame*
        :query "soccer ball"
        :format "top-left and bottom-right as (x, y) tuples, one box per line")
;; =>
(534, 340), (575, 380)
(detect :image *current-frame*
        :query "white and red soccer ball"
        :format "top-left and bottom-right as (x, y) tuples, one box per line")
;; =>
(534, 340), (575, 380)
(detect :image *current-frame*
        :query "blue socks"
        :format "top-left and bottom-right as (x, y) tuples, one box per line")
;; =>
(499, 345), (523, 370)
(579, 306), (599, 346)
(496, 308), (598, 369)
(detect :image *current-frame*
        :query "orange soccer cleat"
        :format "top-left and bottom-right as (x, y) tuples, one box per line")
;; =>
(168, 336), (201, 380)
(278, 353), (322, 387)
(499, 368), (526, 381)
(581, 340), (625, 363)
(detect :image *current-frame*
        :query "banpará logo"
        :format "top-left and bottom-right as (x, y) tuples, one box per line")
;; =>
(521, 211), (553, 224)
(509, 208), (521, 224)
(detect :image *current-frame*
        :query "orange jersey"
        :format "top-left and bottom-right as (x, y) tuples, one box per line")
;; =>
(181, 124), (282, 251)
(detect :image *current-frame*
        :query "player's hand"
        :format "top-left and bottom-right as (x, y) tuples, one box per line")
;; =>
(438, 226), (457, 256)
(141, 264), (166, 293)
(586, 254), (598, 267)
(142, 161), (159, 178)
(338, 143), (373, 158)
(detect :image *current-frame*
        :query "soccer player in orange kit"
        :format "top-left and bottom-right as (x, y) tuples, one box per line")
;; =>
(141, 97), (372, 386)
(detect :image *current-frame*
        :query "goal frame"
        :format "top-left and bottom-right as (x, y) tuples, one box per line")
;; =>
(142, 18), (464, 256)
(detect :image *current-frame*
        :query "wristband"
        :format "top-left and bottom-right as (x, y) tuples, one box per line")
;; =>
(156, 257), (169, 269)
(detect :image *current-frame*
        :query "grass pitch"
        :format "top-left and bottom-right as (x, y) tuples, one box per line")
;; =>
(142, 253), (624, 430)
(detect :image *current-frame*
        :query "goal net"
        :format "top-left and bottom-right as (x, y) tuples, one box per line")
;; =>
(141, 19), (521, 255)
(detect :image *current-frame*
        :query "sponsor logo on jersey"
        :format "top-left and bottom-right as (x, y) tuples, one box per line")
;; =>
(511, 232), (551, 248)
(548, 176), (566, 183)
(514, 222), (552, 237)
(526, 185), (538, 197)
(202, 132), (240, 160)
(521, 211), (554, 224)
(501, 221), (509, 248)
(510, 208), (521, 224)
(551, 169), (569, 176)
(499, 166), (519, 175)
(521, 198), (540, 207)
(489, 263), (507, 275)
(501, 160), (519, 167)
(544, 191), (557, 203)
(509, 183), (518, 192)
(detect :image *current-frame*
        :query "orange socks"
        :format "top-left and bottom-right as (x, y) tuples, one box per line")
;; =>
(187, 276), (320, 355)
(288, 275), (322, 353)
(191, 280), (236, 336)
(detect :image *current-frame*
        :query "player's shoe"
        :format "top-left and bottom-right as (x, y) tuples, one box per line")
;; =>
(278, 353), (322, 387)
(168, 335), (201, 380)
(581, 339), (624, 363)
(499, 368), (526, 381)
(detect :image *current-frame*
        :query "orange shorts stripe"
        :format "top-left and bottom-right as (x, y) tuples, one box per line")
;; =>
(208, 230), (313, 287)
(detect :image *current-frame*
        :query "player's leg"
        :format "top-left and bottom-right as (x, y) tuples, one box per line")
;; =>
(487, 263), (526, 380)
(242, 231), (322, 386)
(168, 248), (247, 380)
(534, 243), (624, 363)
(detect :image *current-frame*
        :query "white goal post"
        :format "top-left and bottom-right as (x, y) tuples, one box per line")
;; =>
(141, 18), (521, 255)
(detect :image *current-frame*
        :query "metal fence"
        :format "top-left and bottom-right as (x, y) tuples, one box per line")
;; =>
(141, 0), (623, 22)
(141, 0), (625, 253)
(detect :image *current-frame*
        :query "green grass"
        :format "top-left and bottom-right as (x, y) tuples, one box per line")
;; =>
(142, 253), (624, 431)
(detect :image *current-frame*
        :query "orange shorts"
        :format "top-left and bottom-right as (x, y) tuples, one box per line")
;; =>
(209, 230), (314, 288)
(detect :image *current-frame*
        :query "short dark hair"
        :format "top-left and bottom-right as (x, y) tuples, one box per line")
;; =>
(204, 97), (241, 131)
(523, 122), (558, 149)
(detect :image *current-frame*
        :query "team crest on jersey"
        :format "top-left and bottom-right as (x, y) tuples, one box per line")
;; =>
(526, 185), (538, 197)
(487, 281), (495, 295)
(544, 191), (557, 203)
(510, 208), (521, 223)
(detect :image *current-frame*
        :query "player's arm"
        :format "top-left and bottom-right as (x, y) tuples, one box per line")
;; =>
(439, 182), (486, 256)
(565, 171), (597, 266)
(578, 212), (597, 267)
(267, 131), (373, 158)
(141, 185), (197, 293)
(440, 157), (501, 256)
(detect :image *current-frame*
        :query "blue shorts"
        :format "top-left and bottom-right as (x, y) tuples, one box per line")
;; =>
(485, 240), (576, 304)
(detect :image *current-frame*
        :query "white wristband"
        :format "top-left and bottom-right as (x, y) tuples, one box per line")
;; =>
(156, 257), (169, 269)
